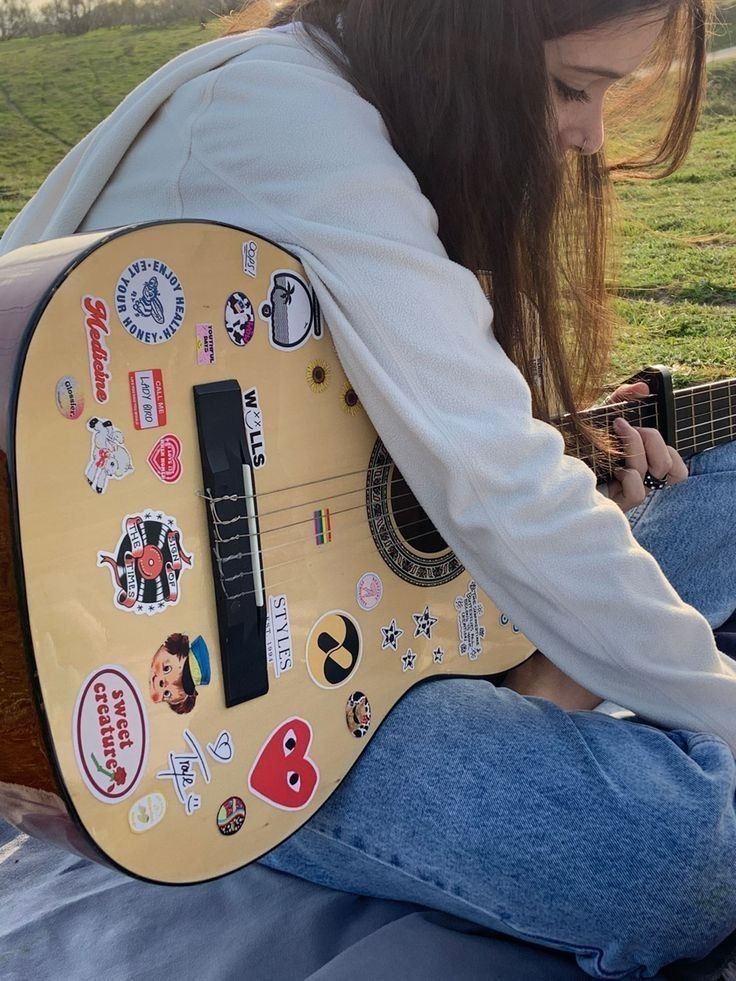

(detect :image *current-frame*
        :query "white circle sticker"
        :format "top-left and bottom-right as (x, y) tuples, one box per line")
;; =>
(115, 257), (186, 345)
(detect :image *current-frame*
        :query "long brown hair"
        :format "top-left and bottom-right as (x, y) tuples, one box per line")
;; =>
(225, 0), (714, 446)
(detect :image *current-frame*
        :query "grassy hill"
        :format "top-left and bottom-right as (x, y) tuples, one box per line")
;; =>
(1, 21), (734, 385)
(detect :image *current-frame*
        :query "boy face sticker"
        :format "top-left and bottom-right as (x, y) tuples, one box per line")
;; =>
(149, 633), (211, 715)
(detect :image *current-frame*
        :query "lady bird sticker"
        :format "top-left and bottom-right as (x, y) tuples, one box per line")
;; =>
(98, 510), (193, 615)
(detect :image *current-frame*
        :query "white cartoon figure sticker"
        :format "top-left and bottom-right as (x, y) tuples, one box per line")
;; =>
(85, 417), (134, 494)
(260, 271), (322, 351)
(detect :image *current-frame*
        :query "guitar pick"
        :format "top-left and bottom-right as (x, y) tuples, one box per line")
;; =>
(207, 730), (234, 763)
(248, 718), (319, 811)
(147, 434), (182, 484)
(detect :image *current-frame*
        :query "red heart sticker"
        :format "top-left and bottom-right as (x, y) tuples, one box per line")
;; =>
(147, 434), (182, 484)
(248, 718), (319, 811)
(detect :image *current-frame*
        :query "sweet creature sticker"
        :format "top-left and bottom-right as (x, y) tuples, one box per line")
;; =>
(225, 291), (255, 347)
(98, 510), (193, 615)
(116, 258), (186, 345)
(55, 376), (85, 421)
(82, 296), (112, 405)
(72, 666), (148, 804)
(149, 634), (210, 713)
(306, 611), (362, 690)
(248, 718), (320, 811)
(260, 271), (322, 351)
(129, 369), (167, 431)
(85, 417), (134, 494)
(455, 581), (486, 660)
(147, 434), (183, 484)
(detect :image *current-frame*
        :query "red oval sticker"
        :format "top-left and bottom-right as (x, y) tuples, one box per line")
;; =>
(72, 666), (148, 804)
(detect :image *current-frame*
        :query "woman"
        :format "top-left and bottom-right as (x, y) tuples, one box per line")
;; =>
(2, 1), (736, 975)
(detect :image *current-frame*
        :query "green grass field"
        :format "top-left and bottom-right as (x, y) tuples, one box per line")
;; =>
(0, 21), (734, 387)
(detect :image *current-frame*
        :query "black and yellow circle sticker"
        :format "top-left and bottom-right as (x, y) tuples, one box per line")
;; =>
(306, 611), (363, 690)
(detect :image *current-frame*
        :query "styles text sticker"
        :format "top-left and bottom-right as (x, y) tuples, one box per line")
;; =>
(266, 595), (293, 679)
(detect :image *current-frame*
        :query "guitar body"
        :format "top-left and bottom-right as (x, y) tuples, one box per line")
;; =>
(0, 221), (533, 884)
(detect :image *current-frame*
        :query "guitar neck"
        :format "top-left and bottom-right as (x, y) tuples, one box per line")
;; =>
(556, 377), (736, 479)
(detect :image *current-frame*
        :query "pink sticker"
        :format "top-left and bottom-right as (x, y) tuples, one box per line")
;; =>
(196, 323), (216, 366)
(147, 434), (183, 484)
(72, 666), (148, 804)
(129, 369), (167, 431)
(55, 376), (85, 421)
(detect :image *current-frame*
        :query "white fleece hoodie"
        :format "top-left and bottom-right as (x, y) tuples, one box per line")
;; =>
(3, 26), (736, 749)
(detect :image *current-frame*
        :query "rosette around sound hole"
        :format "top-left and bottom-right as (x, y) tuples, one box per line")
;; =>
(365, 439), (463, 587)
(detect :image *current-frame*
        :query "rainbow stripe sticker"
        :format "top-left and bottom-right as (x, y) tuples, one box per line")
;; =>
(313, 508), (332, 546)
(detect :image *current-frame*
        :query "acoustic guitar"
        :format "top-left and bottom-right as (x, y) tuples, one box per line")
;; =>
(1, 221), (734, 884)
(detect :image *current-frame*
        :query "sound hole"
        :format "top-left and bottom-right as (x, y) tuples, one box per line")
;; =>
(389, 469), (448, 554)
(366, 439), (463, 587)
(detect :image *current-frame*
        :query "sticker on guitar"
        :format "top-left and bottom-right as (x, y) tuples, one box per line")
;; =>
(85, 417), (134, 494)
(248, 718), (319, 811)
(115, 258), (186, 345)
(260, 270), (322, 351)
(149, 634), (210, 714)
(98, 511), (193, 615)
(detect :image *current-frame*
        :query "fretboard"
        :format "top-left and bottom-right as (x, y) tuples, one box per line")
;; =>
(556, 377), (736, 479)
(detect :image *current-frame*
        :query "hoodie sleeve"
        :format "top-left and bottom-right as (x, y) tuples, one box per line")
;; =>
(88, 35), (736, 750)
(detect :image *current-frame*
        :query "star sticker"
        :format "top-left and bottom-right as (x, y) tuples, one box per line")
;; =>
(402, 649), (417, 672)
(413, 606), (438, 639)
(432, 647), (445, 664)
(381, 618), (404, 651)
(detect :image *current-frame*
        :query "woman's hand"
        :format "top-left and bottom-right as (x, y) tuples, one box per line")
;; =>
(603, 381), (688, 512)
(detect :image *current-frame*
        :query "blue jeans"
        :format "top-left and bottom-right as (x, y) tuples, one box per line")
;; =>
(261, 442), (736, 978)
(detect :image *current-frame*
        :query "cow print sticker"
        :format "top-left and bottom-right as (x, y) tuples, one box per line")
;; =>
(225, 291), (255, 347)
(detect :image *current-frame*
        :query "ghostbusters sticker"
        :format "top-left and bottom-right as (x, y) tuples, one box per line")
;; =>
(85, 417), (134, 494)
(455, 581), (486, 660)
(248, 718), (320, 811)
(72, 665), (148, 804)
(345, 692), (372, 738)
(225, 291), (256, 347)
(149, 634), (210, 713)
(98, 510), (193, 615)
(218, 797), (246, 836)
(147, 434), (183, 484)
(260, 271), (322, 351)
(306, 611), (362, 690)
(129, 793), (166, 834)
(115, 258), (186, 345)
(82, 296), (112, 405)
(55, 376), (85, 421)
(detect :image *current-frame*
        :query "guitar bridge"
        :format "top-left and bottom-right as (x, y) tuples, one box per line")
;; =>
(194, 380), (268, 708)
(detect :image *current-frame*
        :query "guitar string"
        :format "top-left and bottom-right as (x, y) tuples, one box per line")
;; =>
(222, 389), (735, 514)
(198, 400), (732, 599)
